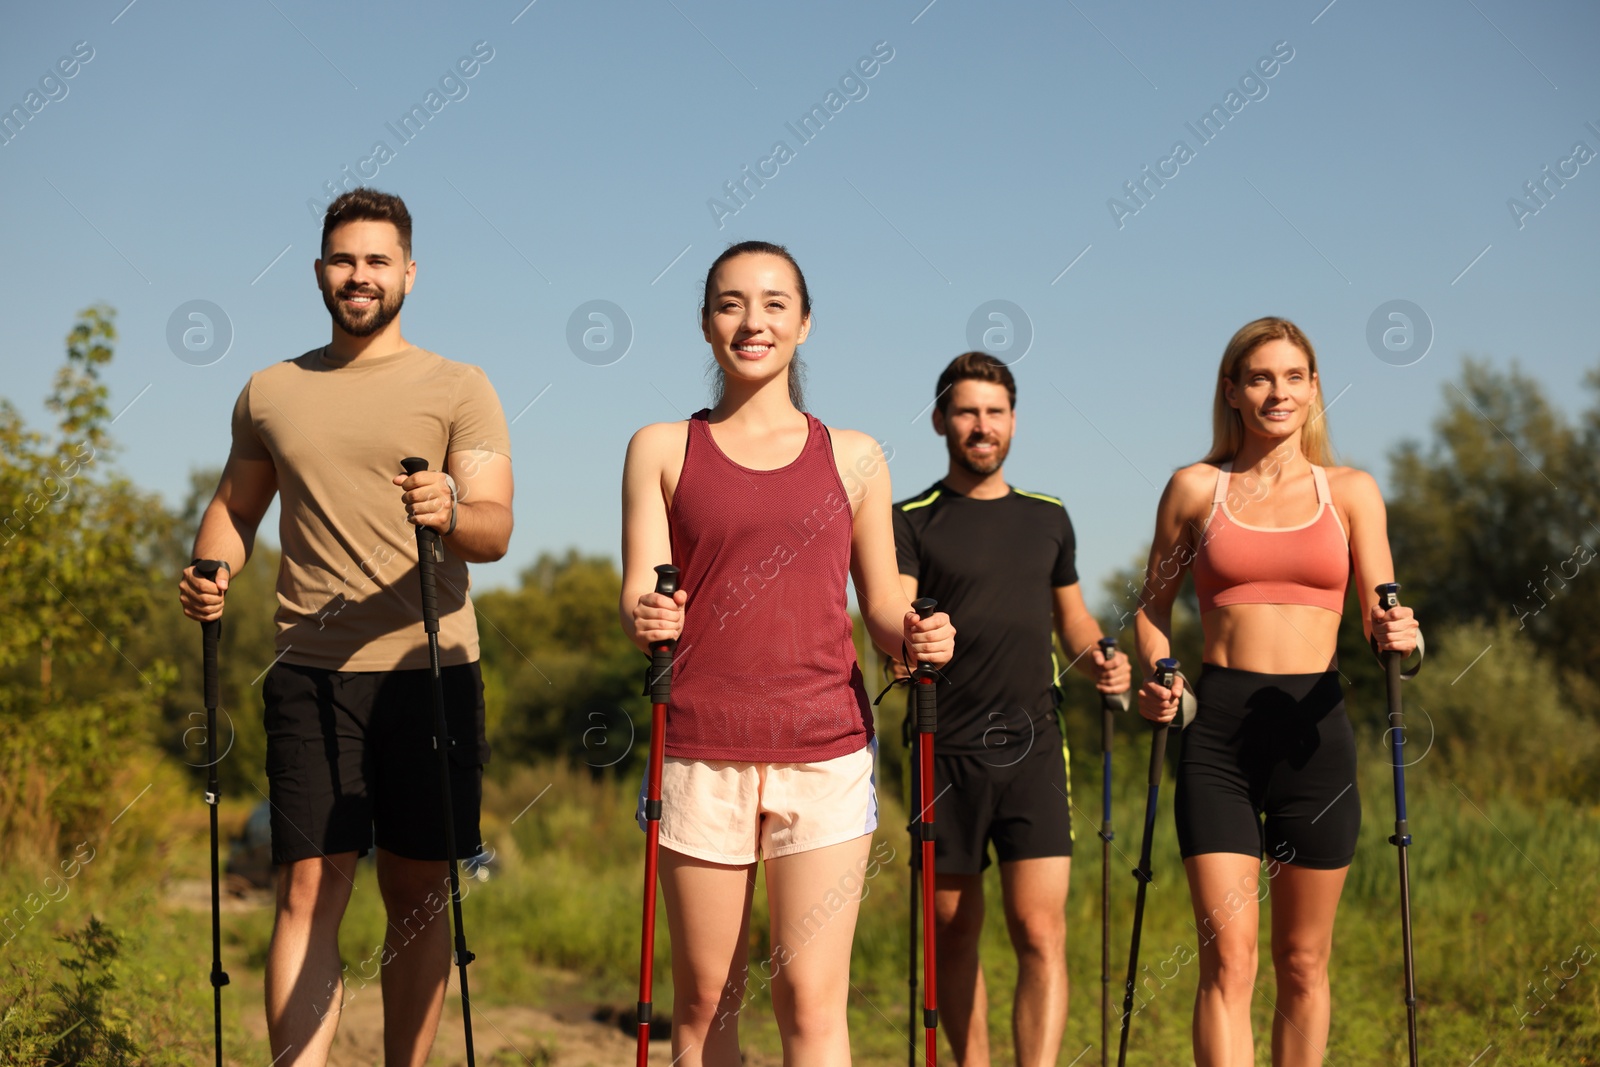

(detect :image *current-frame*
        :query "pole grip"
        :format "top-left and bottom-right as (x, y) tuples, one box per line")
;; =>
(648, 565), (680, 704)
(1149, 658), (1180, 786)
(1099, 636), (1122, 715)
(401, 458), (442, 634)
(910, 598), (938, 734)
(195, 560), (223, 710)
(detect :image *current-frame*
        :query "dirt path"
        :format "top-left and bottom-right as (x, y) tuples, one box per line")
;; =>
(239, 976), (782, 1067)
(170, 879), (781, 1066)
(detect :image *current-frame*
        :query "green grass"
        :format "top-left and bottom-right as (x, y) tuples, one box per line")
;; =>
(5, 737), (1599, 1065)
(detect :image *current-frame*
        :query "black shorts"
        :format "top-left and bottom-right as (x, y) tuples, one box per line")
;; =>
(1175, 665), (1361, 870)
(262, 660), (490, 865)
(931, 731), (1073, 875)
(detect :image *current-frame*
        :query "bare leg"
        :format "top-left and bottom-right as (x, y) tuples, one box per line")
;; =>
(1268, 864), (1348, 1067)
(265, 853), (359, 1067)
(1186, 853), (1262, 1067)
(658, 847), (757, 1067)
(376, 850), (453, 1067)
(999, 857), (1070, 1067)
(767, 835), (873, 1066)
(934, 873), (988, 1066)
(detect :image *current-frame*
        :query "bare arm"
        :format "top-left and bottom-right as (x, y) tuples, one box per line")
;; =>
(390, 450), (514, 564)
(619, 423), (686, 654)
(1053, 582), (1131, 693)
(180, 453), (278, 621)
(1133, 466), (1209, 720)
(1337, 467), (1419, 654)
(841, 429), (953, 666)
(885, 574), (920, 680)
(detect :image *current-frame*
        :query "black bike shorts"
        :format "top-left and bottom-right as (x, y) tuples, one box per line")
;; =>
(262, 660), (489, 865)
(932, 733), (1073, 875)
(1174, 665), (1360, 870)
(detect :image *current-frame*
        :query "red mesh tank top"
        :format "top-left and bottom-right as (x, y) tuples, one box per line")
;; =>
(1191, 464), (1350, 614)
(665, 409), (874, 762)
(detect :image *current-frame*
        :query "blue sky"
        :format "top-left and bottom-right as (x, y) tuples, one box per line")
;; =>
(3, 0), (1596, 606)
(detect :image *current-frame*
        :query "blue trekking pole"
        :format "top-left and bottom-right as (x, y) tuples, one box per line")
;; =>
(1097, 636), (1125, 1067)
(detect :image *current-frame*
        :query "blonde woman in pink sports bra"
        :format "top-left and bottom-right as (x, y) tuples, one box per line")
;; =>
(1133, 317), (1420, 1066)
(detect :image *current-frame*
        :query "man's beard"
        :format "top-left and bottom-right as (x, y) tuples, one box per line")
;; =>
(948, 434), (1009, 476)
(322, 282), (405, 337)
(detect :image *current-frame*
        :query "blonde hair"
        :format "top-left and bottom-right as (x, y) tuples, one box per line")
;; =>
(1201, 317), (1333, 467)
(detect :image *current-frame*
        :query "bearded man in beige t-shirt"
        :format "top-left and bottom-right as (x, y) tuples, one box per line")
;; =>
(178, 189), (513, 1067)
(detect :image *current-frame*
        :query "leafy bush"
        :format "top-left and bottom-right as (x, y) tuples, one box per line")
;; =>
(0, 918), (146, 1067)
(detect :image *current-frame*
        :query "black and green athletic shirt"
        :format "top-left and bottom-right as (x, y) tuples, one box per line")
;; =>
(893, 482), (1079, 756)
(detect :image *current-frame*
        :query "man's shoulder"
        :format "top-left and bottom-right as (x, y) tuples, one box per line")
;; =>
(397, 346), (492, 385)
(893, 482), (946, 518)
(409, 345), (477, 371)
(1009, 487), (1073, 530)
(1010, 486), (1066, 511)
(251, 347), (325, 379)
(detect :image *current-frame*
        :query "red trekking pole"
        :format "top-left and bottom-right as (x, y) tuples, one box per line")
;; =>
(637, 564), (680, 1065)
(909, 596), (940, 1067)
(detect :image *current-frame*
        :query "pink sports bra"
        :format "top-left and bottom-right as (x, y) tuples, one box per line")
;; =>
(1191, 464), (1350, 615)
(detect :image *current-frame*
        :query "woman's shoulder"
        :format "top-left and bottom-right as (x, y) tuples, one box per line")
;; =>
(625, 419), (691, 461)
(1322, 464), (1381, 500)
(821, 423), (881, 462)
(1167, 461), (1222, 501)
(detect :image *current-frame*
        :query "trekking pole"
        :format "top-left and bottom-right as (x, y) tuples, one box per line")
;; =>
(194, 560), (230, 1067)
(1117, 657), (1180, 1067)
(399, 457), (476, 1067)
(907, 701), (921, 1067)
(1097, 636), (1125, 1067)
(1377, 582), (1420, 1067)
(637, 564), (680, 1066)
(910, 596), (940, 1067)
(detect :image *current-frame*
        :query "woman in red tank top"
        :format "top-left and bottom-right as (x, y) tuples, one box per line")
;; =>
(1132, 318), (1421, 1066)
(619, 242), (954, 1064)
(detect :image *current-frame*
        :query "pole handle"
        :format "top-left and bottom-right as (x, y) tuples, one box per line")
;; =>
(1376, 581), (1401, 611)
(909, 598), (938, 734)
(195, 560), (224, 709)
(1374, 581), (1425, 679)
(401, 457), (442, 632)
(648, 565), (680, 704)
(1154, 658), (1180, 704)
(1099, 637), (1126, 714)
(1148, 658), (1180, 786)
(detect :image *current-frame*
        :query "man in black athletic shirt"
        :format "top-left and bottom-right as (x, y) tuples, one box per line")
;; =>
(893, 352), (1130, 1067)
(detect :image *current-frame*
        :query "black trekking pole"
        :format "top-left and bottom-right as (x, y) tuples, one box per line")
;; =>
(194, 560), (230, 1067)
(1117, 657), (1181, 1067)
(909, 597), (940, 1067)
(637, 564), (679, 1066)
(906, 700), (921, 1067)
(399, 457), (476, 1067)
(1377, 582), (1420, 1067)
(1096, 636), (1126, 1067)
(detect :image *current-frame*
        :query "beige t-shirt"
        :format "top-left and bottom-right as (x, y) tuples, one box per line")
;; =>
(230, 345), (511, 671)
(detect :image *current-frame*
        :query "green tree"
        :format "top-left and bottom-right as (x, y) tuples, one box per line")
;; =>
(1387, 358), (1600, 704)
(0, 307), (174, 859)
(474, 551), (649, 774)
